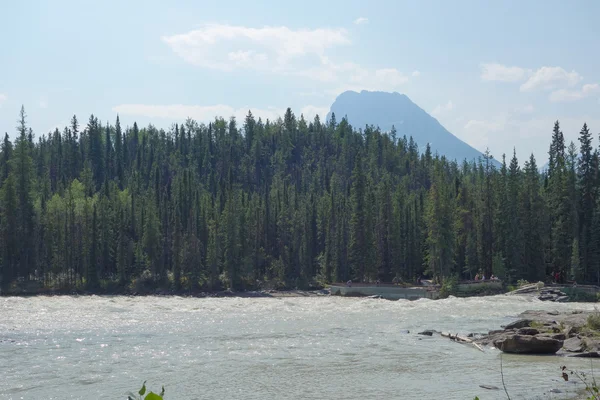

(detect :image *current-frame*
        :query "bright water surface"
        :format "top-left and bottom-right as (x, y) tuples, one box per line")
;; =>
(1, 295), (598, 399)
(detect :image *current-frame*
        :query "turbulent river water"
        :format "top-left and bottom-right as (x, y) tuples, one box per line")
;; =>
(1, 295), (599, 400)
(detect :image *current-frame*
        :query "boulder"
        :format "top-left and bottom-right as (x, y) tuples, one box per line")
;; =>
(562, 337), (584, 353)
(504, 319), (532, 330)
(516, 328), (539, 336)
(582, 338), (600, 352)
(563, 325), (577, 338)
(493, 334), (564, 354)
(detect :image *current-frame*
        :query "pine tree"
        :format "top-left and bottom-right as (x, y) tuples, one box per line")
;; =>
(349, 153), (367, 281)
(114, 115), (124, 186)
(87, 204), (99, 289)
(13, 106), (36, 280)
(578, 123), (594, 280)
(1, 133), (13, 182)
(424, 162), (455, 279)
(87, 115), (104, 189)
(0, 173), (18, 288)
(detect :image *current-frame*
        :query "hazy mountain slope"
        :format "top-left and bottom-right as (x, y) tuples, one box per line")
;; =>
(327, 90), (494, 165)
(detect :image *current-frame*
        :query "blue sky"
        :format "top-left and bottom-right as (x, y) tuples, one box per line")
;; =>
(1, 0), (599, 163)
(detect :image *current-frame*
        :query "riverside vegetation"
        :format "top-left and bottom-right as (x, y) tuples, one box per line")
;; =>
(0, 106), (599, 294)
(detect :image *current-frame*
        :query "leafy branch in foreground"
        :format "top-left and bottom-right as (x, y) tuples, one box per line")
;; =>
(562, 364), (599, 400)
(127, 381), (165, 400)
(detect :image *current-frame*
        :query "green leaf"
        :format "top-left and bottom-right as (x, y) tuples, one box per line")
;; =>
(139, 381), (147, 396)
(144, 392), (163, 400)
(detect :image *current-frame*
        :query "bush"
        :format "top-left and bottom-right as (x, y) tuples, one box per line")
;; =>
(517, 279), (530, 288)
(129, 270), (159, 294)
(128, 381), (164, 400)
(562, 287), (598, 302)
(587, 313), (600, 331)
(439, 275), (458, 298)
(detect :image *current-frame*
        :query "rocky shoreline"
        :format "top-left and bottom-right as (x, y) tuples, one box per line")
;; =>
(473, 309), (600, 357)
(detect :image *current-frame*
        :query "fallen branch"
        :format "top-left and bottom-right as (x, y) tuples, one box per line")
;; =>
(441, 332), (485, 352)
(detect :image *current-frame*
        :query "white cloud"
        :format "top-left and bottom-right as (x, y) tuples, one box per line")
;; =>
(113, 103), (331, 125)
(299, 57), (410, 93)
(522, 104), (535, 113)
(163, 24), (414, 93)
(464, 118), (505, 132)
(0, 93), (7, 107)
(520, 66), (581, 92)
(412, 70), (421, 78)
(549, 83), (600, 102)
(431, 100), (454, 116)
(452, 112), (600, 164)
(39, 96), (48, 109)
(480, 63), (528, 82)
(113, 103), (289, 123)
(300, 105), (330, 120)
(354, 17), (369, 25)
(162, 24), (350, 72)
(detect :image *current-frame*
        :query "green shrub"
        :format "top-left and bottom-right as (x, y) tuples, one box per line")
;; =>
(439, 275), (458, 298)
(517, 279), (530, 288)
(587, 313), (600, 331)
(128, 381), (164, 400)
(562, 287), (598, 302)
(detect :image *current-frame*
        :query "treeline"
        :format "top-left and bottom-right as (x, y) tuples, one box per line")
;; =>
(0, 106), (597, 292)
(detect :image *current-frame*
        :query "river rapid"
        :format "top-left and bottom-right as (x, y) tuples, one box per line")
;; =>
(1, 295), (598, 400)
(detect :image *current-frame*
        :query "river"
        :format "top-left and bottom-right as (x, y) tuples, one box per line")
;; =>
(1, 295), (598, 399)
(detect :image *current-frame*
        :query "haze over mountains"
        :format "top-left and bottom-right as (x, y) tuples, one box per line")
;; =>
(327, 90), (496, 166)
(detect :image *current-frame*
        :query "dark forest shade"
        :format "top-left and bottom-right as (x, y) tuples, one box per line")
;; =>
(0, 105), (597, 293)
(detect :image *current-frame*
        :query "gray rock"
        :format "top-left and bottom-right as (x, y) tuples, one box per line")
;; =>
(539, 294), (559, 301)
(582, 337), (600, 352)
(562, 337), (584, 352)
(418, 330), (435, 336)
(563, 325), (576, 338)
(493, 334), (564, 354)
(504, 319), (532, 330)
(556, 296), (570, 302)
(516, 328), (539, 336)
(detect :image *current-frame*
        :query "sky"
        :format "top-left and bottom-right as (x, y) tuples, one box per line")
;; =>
(1, 0), (599, 164)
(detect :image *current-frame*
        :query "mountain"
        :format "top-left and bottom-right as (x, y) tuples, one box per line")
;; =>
(327, 90), (496, 166)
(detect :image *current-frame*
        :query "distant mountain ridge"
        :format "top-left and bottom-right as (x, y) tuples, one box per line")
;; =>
(327, 90), (496, 165)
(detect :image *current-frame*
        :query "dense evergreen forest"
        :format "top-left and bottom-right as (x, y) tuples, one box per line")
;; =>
(0, 106), (598, 293)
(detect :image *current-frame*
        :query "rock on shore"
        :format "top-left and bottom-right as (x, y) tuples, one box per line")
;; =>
(507, 283), (570, 302)
(475, 310), (600, 356)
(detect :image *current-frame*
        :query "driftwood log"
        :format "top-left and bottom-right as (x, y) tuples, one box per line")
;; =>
(441, 332), (485, 352)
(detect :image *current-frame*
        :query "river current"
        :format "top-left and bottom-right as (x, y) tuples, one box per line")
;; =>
(1, 295), (598, 399)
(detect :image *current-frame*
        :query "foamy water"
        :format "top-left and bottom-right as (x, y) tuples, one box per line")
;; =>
(1, 295), (597, 399)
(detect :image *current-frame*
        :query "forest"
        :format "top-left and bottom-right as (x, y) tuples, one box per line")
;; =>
(0, 106), (597, 293)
